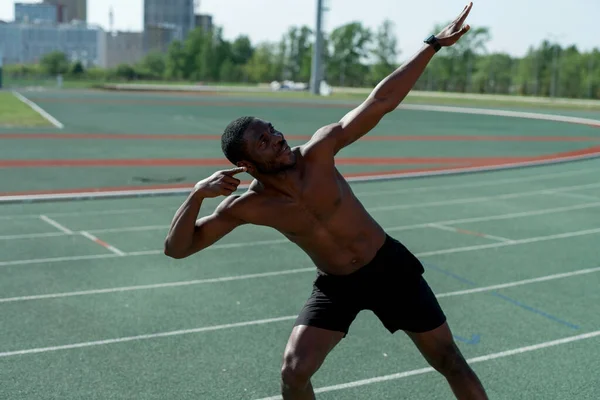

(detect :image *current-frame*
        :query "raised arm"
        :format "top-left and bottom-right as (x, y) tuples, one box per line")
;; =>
(164, 167), (247, 259)
(314, 3), (473, 154)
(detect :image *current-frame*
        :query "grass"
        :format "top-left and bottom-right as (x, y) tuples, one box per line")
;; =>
(0, 91), (52, 127)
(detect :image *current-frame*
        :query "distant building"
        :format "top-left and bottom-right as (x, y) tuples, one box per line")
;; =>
(143, 0), (195, 51)
(15, 2), (63, 24)
(43, 0), (86, 23)
(194, 14), (213, 33)
(105, 31), (144, 68)
(144, 23), (181, 54)
(0, 22), (105, 67)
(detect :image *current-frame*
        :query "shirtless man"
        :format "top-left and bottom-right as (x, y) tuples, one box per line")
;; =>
(164, 3), (487, 399)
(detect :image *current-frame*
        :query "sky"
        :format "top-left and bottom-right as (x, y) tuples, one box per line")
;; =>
(1, 0), (598, 59)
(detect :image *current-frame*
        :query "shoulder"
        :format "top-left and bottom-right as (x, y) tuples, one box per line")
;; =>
(214, 190), (263, 223)
(300, 123), (343, 159)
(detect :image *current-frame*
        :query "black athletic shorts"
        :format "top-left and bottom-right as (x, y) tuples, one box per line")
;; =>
(294, 234), (446, 335)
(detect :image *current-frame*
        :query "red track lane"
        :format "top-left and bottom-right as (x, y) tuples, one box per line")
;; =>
(0, 156), (551, 168)
(1, 133), (600, 142)
(3, 144), (600, 168)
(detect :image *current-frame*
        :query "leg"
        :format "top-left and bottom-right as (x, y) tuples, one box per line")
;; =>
(281, 325), (345, 400)
(405, 322), (488, 399)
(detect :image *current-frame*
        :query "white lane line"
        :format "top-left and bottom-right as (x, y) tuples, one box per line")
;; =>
(4, 187), (600, 243)
(0, 208), (153, 221)
(39, 215), (73, 234)
(545, 190), (600, 201)
(252, 329), (600, 399)
(415, 227), (600, 258)
(355, 167), (596, 197)
(0, 316), (298, 358)
(0, 232), (69, 240)
(79, 231), (126, 256)
(0, 253), (122, 267)
(1, 256), (598, 304)
(0, 167), (595, 221)
(427, 223), (514, 243)
(2, 225), (600, 270)
(87, 225), (167, 234)
(5, 200), (600, 241)
(11, 91), (64, 129)
(399, 104), (600, 126)
(369, 182), (600, 212)
(436, 266), (600, 298)
(387, 201), (600, 233)
(0, 268), (316, 303)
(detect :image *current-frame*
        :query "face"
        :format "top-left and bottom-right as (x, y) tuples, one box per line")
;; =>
(242, 119), (297, 174)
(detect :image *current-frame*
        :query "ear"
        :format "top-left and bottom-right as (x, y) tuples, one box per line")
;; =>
(237, 161), (255, 174)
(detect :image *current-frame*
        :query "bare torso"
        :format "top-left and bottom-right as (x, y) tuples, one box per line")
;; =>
(233, 145), (386, 276)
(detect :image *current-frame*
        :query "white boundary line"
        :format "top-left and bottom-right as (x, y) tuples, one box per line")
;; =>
(546, 190), (600, 201)
(0, 268), (317, 303)
(398, 104), (600, 127)
(255, 329), (600, 399)
(39, 215), (73, 234)
(11, 91), (64, 129)
(1, 257), (598, 304)
(436, 266), (600, 298)
(368, 182), (600, 212)
(0, 316), (298, 358)
(80, 231), (126, 256)
(0, 208), (153, 221)
(3, 183), (600, 242)
(427, 223), (514, 243)
(356, 167), (596, 197)
(2, 225), (600, 268)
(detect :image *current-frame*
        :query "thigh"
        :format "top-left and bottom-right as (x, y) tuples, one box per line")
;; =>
(405, 321), (467, 372)
(283, 324), (345, 373)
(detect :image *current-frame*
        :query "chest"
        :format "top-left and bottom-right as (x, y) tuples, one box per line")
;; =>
(261, 167), (349, 235)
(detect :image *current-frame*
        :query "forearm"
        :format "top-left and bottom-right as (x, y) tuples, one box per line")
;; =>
(371, 44), (436, 108)
(164, 191), (204, 256)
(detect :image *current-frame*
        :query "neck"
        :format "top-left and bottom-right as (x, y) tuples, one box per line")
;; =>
(253, 167), (301, 198)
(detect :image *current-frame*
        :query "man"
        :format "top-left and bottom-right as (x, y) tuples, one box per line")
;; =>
(165, 2), (487, 399)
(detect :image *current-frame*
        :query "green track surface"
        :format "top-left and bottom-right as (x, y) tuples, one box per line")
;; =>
(1, 90), (600, 399)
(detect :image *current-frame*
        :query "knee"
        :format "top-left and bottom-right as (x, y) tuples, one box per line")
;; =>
(281, 350), (318, 389)
(434, 345), (473, 378)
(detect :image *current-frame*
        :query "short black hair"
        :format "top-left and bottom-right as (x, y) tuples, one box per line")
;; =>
(221, 116), (255, 164)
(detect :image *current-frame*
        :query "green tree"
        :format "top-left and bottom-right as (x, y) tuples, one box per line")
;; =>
(165, 40), (187, 80)
(40, 51), (69, 75)
(368, 19), (399, 86)
(231, 35), (254, 65)
(245, 43), (278, 83)
(327, 22), (372, 86)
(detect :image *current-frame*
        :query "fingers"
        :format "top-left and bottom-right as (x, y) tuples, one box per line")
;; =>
(456, 2), (473, 26)
(221, 183), (238, 193)
(223, 166), (247, 176)
(222, 176), (241, 185)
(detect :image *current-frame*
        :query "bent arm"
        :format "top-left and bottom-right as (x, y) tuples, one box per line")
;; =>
(164, 193), (245, 259)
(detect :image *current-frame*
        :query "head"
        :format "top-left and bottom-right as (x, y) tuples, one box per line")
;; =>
(221, 116), (297, 175)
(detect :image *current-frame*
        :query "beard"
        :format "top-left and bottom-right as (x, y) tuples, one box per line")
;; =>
(255, 159), (296, 174)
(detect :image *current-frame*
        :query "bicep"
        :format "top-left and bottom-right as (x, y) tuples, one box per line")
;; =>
(338, 96), (392, 142)
(311, 97), (392, 155)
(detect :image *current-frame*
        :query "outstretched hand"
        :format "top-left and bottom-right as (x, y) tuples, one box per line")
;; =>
(436, 2), (473, 47)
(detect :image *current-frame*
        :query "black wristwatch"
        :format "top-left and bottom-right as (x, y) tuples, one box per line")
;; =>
(424, 35), (442, 52)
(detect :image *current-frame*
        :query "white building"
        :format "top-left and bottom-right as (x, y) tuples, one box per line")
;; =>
(0, 21), (106, 67)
